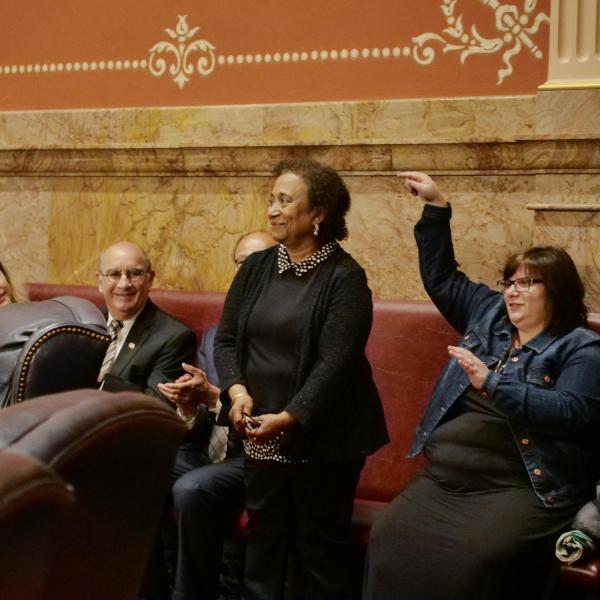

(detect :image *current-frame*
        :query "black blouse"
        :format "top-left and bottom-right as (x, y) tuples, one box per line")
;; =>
(424, 387), (530, 491)
(214, 244), (389, 461)
(246, 261), (323, 415)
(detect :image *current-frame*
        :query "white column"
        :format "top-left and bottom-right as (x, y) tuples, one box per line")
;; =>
(539, 0), (600, 89)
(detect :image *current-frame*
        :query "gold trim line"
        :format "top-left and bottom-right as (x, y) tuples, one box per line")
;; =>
(538, 81), (600, 90)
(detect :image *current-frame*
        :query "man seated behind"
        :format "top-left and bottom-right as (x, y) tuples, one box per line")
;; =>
(96, 241), (196, 397)
(158, 231), (276, 600)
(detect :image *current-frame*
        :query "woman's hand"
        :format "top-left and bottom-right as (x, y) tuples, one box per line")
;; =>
(158, 363), (218, 420)
(245, 411), (296, 444)
(398, 172), (447, 206)
(448, 346), (489, 391)
(229, 387), (254, 433)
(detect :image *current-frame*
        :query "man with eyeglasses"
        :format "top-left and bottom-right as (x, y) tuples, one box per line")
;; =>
(96, 240), (196, 400)
(97, 241), (197, 598)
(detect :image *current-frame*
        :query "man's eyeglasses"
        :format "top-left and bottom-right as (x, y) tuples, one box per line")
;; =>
(99, 269), (149, 283)
(497, 277), (544, 293)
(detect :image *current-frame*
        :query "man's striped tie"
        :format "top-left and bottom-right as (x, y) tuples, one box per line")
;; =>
(98, 320), (124, 382)
(208, 424), (229, 464)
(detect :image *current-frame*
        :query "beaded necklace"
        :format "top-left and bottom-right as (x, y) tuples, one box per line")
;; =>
(277, 240), (338, 277)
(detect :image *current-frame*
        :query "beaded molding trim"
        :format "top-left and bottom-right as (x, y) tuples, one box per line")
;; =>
(0, 1), (549, 88)
(16, 326), (110, 404)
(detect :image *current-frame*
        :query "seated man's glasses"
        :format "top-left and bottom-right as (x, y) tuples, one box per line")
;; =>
(496, 277), (544, 293)
(99, 269), (148, 283)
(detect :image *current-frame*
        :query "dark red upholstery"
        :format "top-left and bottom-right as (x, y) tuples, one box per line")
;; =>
(560, 557), (600, 592)
(0, 452), (75, 600)
(26, 284), (457, 500)
(359, 299), (458, 501)
(26, 283), (600, 592)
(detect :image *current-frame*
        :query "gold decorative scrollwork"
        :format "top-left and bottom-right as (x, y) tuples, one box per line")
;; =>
(148, 15), (216, 89)
(412, 0), (549, 84)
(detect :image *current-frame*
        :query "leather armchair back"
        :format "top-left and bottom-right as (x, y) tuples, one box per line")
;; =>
(0, 388), (186, 600)
(0, 296), (109, 407)
(0, 451), (75, 600)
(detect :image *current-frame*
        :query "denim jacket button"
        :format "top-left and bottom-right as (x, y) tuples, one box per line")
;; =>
(521, 438), (530, 445)
(511, 356), (519, 363)
(533, 468), (542, 476)
(544, 375), (551, 383)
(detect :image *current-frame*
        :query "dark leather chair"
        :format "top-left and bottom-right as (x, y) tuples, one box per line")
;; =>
(0, 296), (109, 407)
(0, 388), (187, 600)
(0, 451), (75, 600)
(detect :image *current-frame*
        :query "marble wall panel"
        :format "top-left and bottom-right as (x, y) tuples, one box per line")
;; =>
(47, 176), (272, 291)
(0, 177), (49, 298)
(392, 140), (600, 173)
(0, 97), (537, 151)
(1, 93), (598, 303)
(534, 173), (600, 204)
(536, 90), (600, 137)
(40, 172), (538, 300)
(4, 139), (600, 180)
(532, 210), (600, 312)
(344, 174), (537, 300)
(2, 169), (597, 302)
(0, 146), (395, 177)
(528, 174), (600, 312)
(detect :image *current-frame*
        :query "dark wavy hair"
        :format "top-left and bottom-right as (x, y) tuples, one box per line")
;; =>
(272, 159), (350, 242)
(0, 260), (16, 304)
(503, 246), (587, 335)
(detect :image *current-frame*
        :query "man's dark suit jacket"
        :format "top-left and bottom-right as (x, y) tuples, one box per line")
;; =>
(101, 299), (196, 401)
(197, 324), (218, 387)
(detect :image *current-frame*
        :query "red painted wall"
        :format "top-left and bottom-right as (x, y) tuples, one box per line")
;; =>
(0, 0), (550, 110)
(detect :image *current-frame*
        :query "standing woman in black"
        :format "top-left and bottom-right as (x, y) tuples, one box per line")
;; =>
(214, 159), (389, 600)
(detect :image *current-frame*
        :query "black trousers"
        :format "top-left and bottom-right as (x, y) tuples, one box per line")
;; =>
(243, 457), (364, 600)
(172, 456), (246, 600)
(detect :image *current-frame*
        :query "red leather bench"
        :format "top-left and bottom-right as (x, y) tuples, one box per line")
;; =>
(26, 283), (600, 592)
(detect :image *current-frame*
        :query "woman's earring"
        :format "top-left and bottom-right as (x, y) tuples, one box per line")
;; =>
(313, 223), (319, 237)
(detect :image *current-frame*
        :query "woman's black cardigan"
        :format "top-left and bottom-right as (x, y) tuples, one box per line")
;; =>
(214, 244), (389, 462)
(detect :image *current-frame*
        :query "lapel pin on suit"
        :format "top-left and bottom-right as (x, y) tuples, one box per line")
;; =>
(128, 342), (136, 349)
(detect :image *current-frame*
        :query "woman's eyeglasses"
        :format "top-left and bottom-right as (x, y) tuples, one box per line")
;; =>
(496, 277), (544, 293)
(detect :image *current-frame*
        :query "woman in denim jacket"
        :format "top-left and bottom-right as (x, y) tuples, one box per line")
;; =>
(364, 172), (600, 600)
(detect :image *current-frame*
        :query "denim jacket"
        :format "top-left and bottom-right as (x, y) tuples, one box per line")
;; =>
(409, 204), (600, 508)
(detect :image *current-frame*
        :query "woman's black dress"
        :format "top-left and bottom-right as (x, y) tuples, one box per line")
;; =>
(364, 388), (580, 600)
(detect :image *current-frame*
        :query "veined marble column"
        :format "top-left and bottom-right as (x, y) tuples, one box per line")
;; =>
(540, 0), (600, 89)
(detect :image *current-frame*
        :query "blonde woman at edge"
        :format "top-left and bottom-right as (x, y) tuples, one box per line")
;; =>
(0, 261), (17, 307)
